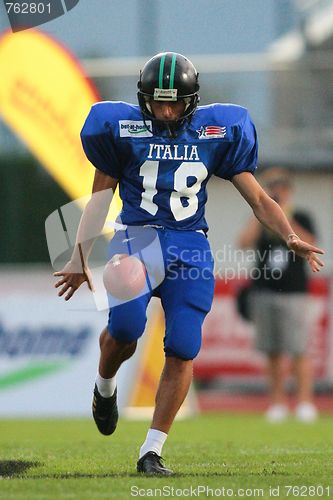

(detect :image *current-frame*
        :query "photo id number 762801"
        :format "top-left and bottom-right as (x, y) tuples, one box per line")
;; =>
(285, 485), (330, 497)
(5, 3), (51, 15)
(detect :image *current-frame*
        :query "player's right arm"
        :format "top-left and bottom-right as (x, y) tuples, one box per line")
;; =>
(54, 170), (119, 301)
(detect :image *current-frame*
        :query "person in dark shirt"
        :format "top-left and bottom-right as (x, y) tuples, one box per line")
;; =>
(239, 167), (318, 422)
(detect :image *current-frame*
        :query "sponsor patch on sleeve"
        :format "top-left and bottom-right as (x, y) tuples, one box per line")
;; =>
(119, 120), (153, 138)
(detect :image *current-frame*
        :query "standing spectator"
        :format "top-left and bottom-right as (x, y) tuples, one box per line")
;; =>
(238, 167), (318, 423)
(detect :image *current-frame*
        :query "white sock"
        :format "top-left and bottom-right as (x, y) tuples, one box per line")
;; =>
(95, 373), (116, 398)
(139, 428), (168, 458)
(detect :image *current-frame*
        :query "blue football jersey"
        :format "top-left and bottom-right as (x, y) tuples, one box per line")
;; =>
(80, 101), (258, 231)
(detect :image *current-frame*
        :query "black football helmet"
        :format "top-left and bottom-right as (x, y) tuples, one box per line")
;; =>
(137, 52), (200, 135)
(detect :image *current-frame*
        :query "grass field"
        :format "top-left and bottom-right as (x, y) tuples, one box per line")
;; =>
(0, 414), (332, 499)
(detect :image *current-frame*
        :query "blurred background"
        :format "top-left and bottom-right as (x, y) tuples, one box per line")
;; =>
(0, 0), (332, 418)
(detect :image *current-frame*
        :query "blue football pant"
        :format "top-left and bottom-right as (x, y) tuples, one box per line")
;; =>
(107, 228), (215, 360)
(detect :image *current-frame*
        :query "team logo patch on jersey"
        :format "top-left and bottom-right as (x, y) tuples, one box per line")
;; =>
(119, 120), (153, 138)
(197, 125), (227, 139)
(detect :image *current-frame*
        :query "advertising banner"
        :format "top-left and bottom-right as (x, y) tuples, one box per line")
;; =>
(0, 270), (172, 417)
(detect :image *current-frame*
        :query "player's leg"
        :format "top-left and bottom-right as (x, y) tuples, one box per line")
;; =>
(150, 297), (207, 435)
(97, 225), (158, 386)
(151, 356), (193, 433)
(137, 231), (215, 474)
(93, 292), (151, 436)
(98, 327), (137, 380)
(137, 357), (194, 476)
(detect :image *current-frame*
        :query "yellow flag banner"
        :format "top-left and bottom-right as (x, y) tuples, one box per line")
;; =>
(129, 306), (165, 408)
(0, 29), (109, 203)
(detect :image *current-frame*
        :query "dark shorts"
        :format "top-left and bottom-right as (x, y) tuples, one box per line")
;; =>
(251, 291), (310, 355)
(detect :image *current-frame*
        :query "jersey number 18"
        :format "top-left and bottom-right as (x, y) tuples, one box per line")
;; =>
(139, 160), (208, 221)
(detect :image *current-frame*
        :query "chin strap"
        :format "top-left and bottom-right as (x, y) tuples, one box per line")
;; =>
(165, 123), (177, 138)
(142, 115), (153, 135)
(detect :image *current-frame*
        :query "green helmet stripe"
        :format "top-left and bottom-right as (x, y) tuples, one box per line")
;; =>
(158, 54), (166, 88)
(169, 53), (177, 89)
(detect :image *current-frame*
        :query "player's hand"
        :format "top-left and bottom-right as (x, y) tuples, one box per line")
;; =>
(287, 236), (324, 273)
(53, 260), (94, 301)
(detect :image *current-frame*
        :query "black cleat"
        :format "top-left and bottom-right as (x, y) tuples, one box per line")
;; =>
(137, 451), (173, 476)
(92, 384), (118, 436)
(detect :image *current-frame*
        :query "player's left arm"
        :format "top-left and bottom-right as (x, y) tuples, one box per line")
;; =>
(232, 172), (324, 272)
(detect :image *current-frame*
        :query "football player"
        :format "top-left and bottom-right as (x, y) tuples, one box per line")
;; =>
(54, 52), (324, 475)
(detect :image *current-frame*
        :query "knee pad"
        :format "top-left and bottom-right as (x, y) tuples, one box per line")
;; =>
(108, 303), (147, 343)
(164, 309), (203, 360)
